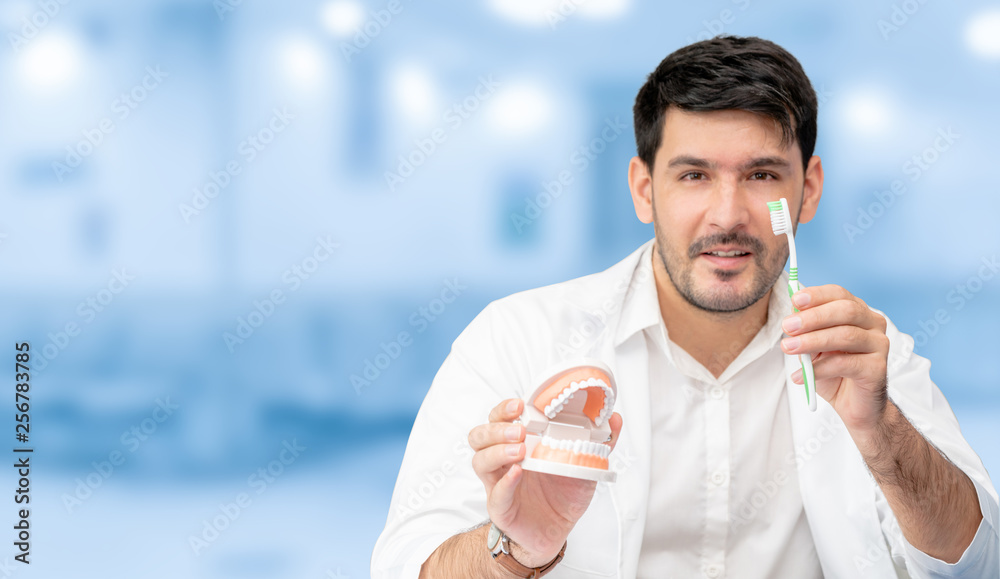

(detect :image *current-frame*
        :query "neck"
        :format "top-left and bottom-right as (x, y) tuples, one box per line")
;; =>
(651, 246), (771, 378)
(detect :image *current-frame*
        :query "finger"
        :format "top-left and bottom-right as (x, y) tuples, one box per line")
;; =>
(472, 441), (524, 488)
(489, 398), (523, 424)
(487, 463), (523, 523)
(781, 325), (889, 357)
(468, 421), (525, 451)
(783, 300), (885, 335)
(791, 284), (859, 311)
(606, 412), (623, 451)
(804, 351), (888, 387)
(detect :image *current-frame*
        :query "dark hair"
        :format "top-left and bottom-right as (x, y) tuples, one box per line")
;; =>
(633, 35), (817, 172)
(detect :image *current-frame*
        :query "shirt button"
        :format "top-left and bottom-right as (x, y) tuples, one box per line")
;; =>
(704, 564), (722, 578)
(710, 471), (726, 485)
(710, 387), (725, 400)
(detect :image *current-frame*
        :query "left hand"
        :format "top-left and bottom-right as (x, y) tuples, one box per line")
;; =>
(780, 284), (891, 433)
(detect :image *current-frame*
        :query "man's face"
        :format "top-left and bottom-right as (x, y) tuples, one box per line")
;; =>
(635, 108), (819, 313)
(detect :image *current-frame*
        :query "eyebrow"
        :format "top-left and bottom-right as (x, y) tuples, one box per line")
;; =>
(666, 155), (792, 172)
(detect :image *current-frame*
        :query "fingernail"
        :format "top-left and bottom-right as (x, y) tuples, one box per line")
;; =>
(782, 337), (800, 351)
(506, 400), (520, 414)
(782, 316), (802, 333)
(791, 369), (802, 384)
(505, 426), (521, 441)
(792, 292), (810, 308)
(506, 444), (521, 457)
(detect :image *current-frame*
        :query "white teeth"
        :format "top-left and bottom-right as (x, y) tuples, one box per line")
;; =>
(543, 378), (615, 421)
(539, 436), (609, 459)
(709, 250), (747, 257)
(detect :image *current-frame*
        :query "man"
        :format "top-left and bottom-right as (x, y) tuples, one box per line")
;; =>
(371, 36), (999, 578)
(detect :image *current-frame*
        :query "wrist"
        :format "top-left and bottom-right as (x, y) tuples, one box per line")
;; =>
(487, 523), (566, 578)
(508, 536), (560, 569)
(850, 400), (908, 473)
(847, 398), (896, 454)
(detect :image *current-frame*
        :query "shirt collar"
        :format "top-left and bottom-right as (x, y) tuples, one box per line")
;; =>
(614, 238), (792, 363)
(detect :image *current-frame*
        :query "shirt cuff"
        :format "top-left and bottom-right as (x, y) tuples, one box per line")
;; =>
(900, 476), (999, 578)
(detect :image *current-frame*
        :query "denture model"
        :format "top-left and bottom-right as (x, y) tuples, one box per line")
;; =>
(518, 359), (617, 483)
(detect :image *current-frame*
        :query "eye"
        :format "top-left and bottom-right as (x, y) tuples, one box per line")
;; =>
(681, 171), (706, 181)
(750, 171), (776, 181)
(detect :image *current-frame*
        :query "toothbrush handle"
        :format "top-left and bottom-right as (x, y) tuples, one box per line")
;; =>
(789, 280), (818, 412)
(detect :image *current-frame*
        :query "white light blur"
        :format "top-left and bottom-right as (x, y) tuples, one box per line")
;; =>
(840, 89), (894, 138)
(485, 83), (552, 138)
(321, 0), (365, 38)
(389, 64), (438, 124)
(279, 36), (329, 92)
(487, 0), (629, 26)
(965, 9), (1000, 59)
(18, 32), (83, 91)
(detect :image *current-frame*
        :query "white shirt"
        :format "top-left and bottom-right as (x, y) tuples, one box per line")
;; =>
(636, 235), (821, 578)
(371, 239), (999, 579)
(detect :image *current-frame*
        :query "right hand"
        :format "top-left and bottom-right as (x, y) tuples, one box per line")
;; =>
(468, 398), (623, 567)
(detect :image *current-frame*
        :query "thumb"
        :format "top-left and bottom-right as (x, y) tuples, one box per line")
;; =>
(488, 463), (523, 523)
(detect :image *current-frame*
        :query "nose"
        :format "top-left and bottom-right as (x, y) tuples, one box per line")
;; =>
(704, 177), (752, 233)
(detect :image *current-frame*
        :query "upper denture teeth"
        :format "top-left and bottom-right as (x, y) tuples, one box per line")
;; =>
(709, 250), (747, 257)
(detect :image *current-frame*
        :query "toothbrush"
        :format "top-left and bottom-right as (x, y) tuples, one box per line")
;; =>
(768, 198), (817, 412)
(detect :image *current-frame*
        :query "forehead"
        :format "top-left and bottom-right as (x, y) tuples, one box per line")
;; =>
(656, 107), (802, 169)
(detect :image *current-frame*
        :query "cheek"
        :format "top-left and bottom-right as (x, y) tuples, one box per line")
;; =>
(655, 204), (700, 243)
(761, 236), (787, 262)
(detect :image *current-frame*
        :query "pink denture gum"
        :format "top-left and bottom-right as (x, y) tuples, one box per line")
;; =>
(518, 359), (617, 483)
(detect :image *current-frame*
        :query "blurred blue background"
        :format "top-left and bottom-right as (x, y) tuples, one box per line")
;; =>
(1, 0), (998, 576)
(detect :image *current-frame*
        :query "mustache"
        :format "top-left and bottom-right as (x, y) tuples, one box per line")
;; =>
(688, 232), (767, 260)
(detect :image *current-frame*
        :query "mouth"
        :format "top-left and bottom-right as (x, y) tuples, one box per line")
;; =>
(699, 247), (753, 268)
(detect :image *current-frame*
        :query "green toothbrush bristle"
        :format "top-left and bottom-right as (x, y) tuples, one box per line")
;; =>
(767, 201), (783, 211)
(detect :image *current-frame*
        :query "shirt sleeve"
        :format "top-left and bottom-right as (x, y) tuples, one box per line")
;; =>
(872, 312), (1000, 578)
(370, 301), (536, 579)
(899, 476), (1000, 578)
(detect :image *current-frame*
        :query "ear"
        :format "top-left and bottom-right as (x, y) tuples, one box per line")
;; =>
(797, 155), (823, 225)
(628, 156), (654, 224)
